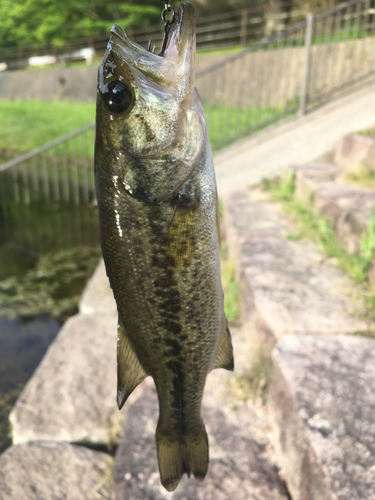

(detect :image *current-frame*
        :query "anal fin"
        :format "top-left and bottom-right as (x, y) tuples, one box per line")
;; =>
(211, 318), (234, 371)
(117, 318), (148, 409)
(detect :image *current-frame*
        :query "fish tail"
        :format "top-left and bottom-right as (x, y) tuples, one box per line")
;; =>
(156, 425), (209, 492)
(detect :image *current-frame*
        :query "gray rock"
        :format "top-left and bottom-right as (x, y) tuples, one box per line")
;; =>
(268, 334), (375, 500)
(113, 334), (289, 500)
(335, 133), (375, 172)
(80, 259), (117, 316)
(287, 162), (375, 254)
(289, 162), (340, 204)
(0, 441), (113, 500)
(10, 313), (123, 447)
(223, 189), (368, 345)
(289, 162), (340, 181)
(313, 182), (375, 254)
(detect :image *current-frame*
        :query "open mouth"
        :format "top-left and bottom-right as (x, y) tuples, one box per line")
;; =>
(109, 2), (195, 64)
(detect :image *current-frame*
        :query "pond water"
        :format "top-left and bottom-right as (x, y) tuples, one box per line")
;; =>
(0, 166), (101, 452)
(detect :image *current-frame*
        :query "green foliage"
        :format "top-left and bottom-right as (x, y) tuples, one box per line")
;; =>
(0, 99), (95, 161)
(205, 100), (298, 149)
(262, 170), (296, 201)
(357, 125), (375, 137)
(243, 344), (273, 403)
(193, 0), (264, 17)
(220, 243), (241, 324)
(0, 0), (160, 48)
(0, 385), (23, 453)
(341, 164), (375, 189)
(360, 211), (375, 276)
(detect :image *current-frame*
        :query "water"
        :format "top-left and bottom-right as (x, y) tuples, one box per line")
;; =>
(0, 317), (60, 450)
(0, 164), (101, 452)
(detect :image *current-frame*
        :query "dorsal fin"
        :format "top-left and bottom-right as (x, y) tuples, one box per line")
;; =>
(211, 318), (234, 371)
(117, 318), (148, 409)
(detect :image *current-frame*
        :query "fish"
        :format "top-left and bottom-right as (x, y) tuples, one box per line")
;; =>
(94, 2), (234, 492)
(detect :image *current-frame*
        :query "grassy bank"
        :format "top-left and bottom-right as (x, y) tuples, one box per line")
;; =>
(0, 99), (95, 161)
(263, 173), (375, 321)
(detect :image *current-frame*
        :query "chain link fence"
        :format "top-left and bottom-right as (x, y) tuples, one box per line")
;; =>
(196, 0), (375, 148)
(0, 124), (98, 257)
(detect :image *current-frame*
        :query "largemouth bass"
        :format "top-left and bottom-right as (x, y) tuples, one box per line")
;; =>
(94, 2), (234, 492)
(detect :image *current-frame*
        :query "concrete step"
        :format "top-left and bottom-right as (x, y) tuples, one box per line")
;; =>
(288, 162), (375, 254)
(268, 334), (375, 500)
(223, 188), (375, 500)
(223, 188), (368, 347)
(334, 133), (375, 173)
(0, 441), (113, 500)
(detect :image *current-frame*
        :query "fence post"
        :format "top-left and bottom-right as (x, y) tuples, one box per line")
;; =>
(240, 10), (248, 46)
(300, 13), (314, 116)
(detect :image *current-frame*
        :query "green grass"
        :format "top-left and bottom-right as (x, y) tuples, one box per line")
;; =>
(357, 125), (375, 137)
(263, 172), (375, 285)
(220, 243), (240, 324)
(0, 99), (95, 160)
(340, 164), (375, 189)
(197, 45), (244, 58)
(205, 100), (298, 148)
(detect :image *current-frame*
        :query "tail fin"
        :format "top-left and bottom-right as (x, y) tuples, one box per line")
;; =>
(156, 426), (209, 492)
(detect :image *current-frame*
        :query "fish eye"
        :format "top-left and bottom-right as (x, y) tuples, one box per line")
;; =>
(104, 80), (133, 113)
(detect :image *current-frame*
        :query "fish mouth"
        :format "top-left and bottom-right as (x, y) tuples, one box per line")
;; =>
(108, 2), (196, 86)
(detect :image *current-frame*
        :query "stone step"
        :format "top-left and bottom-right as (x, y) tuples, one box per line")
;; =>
(223, 188), (375, 500)
(268, 334), (375, 500)
(9, 311), (122, 447)
(79, 259), (117, 316)
(223, 188), (368, 347)
(9, 260), (125, 448)
(0, 441), (113, 500)
(289, 161), (375, 254)
(335, 133), (375, 173)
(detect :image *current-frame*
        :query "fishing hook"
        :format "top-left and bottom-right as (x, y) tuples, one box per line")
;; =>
(147, 2), (176, 57)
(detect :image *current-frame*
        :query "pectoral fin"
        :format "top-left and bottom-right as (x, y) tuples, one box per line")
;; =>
(117, 318), (148, 409)
(211, 318), (234, 371)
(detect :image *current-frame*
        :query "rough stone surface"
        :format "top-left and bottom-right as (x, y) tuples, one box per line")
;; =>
(223, 189), (368, 345)
(268, 334), (375, 500)
(9, 312), (123, 446)
(0, 441), (113, 500)
(289, 162), (339, 204)
(80, 259), (117, 316)
(334, 133), (375, 172)
(313, 183), (375, 254)
(288, 162), (375, 254)
(113, 326), (290, 500)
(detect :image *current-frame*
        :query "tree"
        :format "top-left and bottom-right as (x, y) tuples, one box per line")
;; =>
(0, 0), (160, 48)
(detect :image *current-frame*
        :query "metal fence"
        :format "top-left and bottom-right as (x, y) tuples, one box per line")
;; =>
(0, 124), (99, 259)
(0, 0), (332, 70)
(196, 0), (375, 149)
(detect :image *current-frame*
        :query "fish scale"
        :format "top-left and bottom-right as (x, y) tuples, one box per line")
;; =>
(94, 2), (234, 492)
